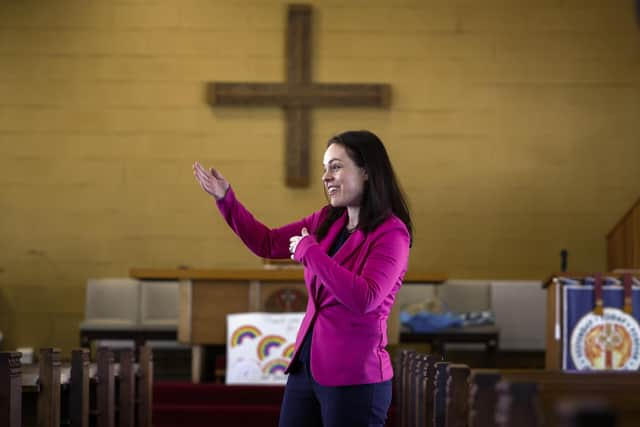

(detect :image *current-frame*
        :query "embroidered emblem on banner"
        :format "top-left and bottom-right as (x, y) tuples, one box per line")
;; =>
(570, 307), (640, 370)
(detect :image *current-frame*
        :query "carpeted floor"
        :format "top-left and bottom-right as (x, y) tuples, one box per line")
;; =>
(153, 381), (396, 427)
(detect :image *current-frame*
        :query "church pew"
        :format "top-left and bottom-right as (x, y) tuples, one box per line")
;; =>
(137, 345), (153, 427)
(432, 361), (449, 427)
(494, 381), (540, 427)
(468, 369), (640, 427)
(70, 348), (91, 427)
(405, 352), (419, 427)
(396, 350), (443, 427)
(445, 364), (470, 427)
(412, 354), (440, 427)
(20, 347), (104, 427)
(396, 349), (416, 427)
(88, 346), (153, 427)
(397, 348), (640, 427)
(468, 372), (500, 427)
(0, 351), (22, 427)
(21, 348), (62, 427)
(2, 346), (153, 427)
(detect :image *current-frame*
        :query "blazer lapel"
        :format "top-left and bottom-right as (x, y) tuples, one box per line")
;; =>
(319, 212), (347, 254)
(317, 211), (366, 265)
(332, 228), (365, 265)
(311, 213), (346, 299)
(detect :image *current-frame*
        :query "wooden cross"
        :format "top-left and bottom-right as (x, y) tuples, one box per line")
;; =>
(207, 4), (391, 187)
(596, 323), (624, 369)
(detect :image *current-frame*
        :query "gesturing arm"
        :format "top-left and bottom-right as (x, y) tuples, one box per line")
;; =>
(216, 186), (316, 259)
(193, 161), (325, 259)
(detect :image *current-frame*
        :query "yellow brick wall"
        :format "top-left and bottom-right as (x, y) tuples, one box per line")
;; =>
(1, 0), (639, 353)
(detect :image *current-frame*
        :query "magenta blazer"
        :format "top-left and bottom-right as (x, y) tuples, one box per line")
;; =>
(217, 187), (410, 387)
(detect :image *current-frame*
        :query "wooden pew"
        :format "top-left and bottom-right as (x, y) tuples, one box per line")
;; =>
(405, 352), (419, 427)
(413, 354), (441, 427)
(468, 369), (640, 427)
(468, 372), (500, 427)
(445, 364), (470, 427)
(0, 351), (22, 427)
(95, 346), (115, 427)
(138, 345), (153, 427)
(20, 348), (97, 427)
(91, 346), (154, 427)
(68, 348), (91, 427)
(400, 349), (640, 427)
(0, 346), (153, 427)
(404, 354), (640, 427)
(494, 381), (540, 427)
(432, 361), (450, 427)
(396, 349), (416, 427)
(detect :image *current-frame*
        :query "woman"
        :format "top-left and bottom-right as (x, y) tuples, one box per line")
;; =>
(193, 130), (412, 427)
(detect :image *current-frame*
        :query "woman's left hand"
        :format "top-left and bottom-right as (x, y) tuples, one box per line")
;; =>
(289, 228), (309, 260)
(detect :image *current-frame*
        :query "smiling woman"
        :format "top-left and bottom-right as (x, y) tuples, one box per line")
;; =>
(193, 130), (412, 427)
(322, 143), (368, 226)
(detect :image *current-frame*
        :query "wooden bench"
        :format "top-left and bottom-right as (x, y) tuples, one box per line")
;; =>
(0, 346), (153, 427)
(395, 351), (640, 427)
(469, 369), (640, 427)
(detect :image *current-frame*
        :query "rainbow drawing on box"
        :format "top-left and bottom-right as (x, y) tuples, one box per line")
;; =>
(230, 325), (262, 348)
(257, 335), (286, 360)
(263, 358), (289, 375)
(282, 343), (296, 359)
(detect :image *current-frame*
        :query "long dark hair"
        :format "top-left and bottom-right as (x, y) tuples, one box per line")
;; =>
(316, 130), (413, 246)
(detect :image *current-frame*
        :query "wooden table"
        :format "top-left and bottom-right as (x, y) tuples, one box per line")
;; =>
(130, 268), (447, 382)
(400, 325), (499, 367)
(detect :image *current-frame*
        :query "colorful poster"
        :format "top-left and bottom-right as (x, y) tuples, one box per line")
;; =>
(226, 312), (304, 384)
(563, 282), (640, 370)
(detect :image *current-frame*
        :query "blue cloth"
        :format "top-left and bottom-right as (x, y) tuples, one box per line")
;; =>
(400, 310), (464, 332)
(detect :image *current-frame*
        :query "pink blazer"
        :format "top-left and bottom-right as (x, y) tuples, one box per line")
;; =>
(217, 187), (410, 386)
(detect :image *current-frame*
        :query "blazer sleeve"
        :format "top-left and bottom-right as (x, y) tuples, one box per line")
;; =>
(216, 186), (327, 259)
(293, 220), (410, 314)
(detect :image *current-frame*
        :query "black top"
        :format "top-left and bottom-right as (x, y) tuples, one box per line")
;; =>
(328, 225), (355, 257)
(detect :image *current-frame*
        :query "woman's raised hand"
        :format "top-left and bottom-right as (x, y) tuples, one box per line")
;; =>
(193, 162), (230, 200)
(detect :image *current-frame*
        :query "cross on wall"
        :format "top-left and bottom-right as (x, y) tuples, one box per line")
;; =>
(207, 4), (391, 188)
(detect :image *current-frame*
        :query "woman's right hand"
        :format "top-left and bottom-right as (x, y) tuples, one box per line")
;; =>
(193, 162), (230, 200)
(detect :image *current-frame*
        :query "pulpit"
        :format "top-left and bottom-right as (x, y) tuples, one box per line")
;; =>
(545, 197), (640, 369)
(544, 272), (640, 370)
(130, 268), (446, 382)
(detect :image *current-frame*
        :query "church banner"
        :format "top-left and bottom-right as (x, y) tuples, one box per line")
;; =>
(562, 275), (640, 370)
(226, 312), (304, 385)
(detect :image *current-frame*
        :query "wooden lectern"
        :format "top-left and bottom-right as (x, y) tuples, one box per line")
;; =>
(544, 271), (640, 369)
(545, 196), (640, 368)
(130, 268), (446, 382)
(544, 272), (589, 369)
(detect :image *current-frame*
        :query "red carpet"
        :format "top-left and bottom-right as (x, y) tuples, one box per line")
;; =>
(153, 381), (397, 427)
